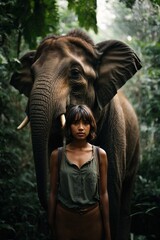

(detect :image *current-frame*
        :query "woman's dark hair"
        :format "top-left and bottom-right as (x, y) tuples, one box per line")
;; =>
(65, 105), (97, 142)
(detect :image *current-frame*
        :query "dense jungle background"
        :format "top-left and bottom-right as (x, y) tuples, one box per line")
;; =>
(0, 0), (160, 239)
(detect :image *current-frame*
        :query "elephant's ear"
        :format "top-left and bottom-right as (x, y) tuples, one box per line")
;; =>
(95, 40), (142, 108)
(10, 51), (36, 97)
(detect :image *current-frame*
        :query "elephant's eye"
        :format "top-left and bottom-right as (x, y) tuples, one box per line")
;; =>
(70, 68), (80, 79)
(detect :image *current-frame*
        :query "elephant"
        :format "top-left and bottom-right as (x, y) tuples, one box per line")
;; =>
(10, 29), (142, 240)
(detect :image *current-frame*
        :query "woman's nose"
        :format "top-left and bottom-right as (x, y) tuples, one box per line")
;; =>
(78, 121), (84, 129)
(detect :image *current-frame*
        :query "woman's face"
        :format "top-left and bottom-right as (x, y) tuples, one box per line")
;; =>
(70, 118), (91, 140)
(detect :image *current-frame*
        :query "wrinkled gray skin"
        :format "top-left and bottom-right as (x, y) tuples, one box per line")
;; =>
(11, 29), (142, 240)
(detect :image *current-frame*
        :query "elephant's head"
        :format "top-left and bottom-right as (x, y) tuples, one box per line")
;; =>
(10, 29), (142, 209)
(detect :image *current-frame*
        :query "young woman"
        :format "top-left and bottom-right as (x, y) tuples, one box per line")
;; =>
(48, 105), (111, 240)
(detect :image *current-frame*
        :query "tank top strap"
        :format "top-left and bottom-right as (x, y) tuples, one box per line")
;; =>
(57, 147), (65, 184)
(58, 146), (63, 164)
(93, 145), (100, 176)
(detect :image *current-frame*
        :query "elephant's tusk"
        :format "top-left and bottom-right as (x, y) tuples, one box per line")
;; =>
(17, 116), (29, 130)
(60, 114), (66, 128)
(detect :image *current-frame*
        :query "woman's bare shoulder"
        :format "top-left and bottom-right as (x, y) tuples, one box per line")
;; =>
(98, 147), (106, 155)
(94, 146), (107, 157)
(51, 148), (59, 159)
(95, 146), (108, 166)
(50, 149), (59, 169)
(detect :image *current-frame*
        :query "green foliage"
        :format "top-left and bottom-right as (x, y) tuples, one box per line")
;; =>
(0, 3), (50, 236)
(120, 0), (160, 8)
(0, 0), (59, 49)
(68, 0), (98, 33)
(0, 0), (98, 52)
(58, 7), (80, 34)
(0, 58), (50, 239)
(120, 0), (136, 8)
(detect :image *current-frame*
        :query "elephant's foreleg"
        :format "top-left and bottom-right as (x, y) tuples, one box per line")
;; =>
(118, 141), (140, 240)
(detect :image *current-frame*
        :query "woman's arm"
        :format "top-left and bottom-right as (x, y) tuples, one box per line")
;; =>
(99, 148), (111, 240)
(48, 149), (59, 233)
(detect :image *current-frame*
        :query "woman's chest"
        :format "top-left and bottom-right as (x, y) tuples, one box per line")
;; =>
(66, 150), (93, 169)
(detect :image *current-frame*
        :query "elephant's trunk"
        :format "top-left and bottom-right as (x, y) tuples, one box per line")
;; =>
(29, 76), (68, 210)
(30, 89), (51, 210)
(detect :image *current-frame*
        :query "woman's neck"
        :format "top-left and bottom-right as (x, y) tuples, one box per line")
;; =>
(68, 140), (91, 150)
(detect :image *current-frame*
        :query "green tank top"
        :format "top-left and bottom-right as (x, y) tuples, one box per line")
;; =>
(57, 145), (100, 208)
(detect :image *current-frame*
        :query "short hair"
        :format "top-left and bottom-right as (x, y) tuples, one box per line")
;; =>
(65, 105), (97, 142)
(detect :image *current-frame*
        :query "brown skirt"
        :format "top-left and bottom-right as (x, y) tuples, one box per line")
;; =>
(55, 202), (103, 240)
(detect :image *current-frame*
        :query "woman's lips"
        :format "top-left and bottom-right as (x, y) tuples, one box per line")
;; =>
(77, 133), (85, 136)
